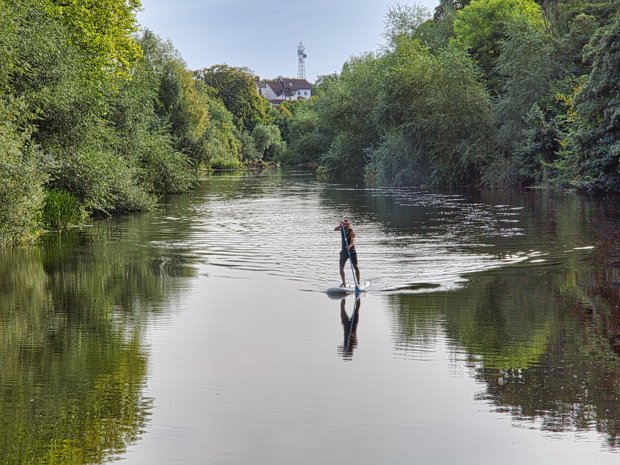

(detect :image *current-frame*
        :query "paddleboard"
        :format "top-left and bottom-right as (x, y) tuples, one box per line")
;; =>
(326, 281), (370, 297)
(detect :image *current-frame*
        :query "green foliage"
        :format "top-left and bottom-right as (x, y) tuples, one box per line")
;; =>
(269, 102), (294, 142)
(383, 2), (433, 48)
(370, 39), (495, 186)
(365, 130), (426, 186)
(51, 143), (156, 213)
(434, 0), (472, 20)
(157, 63), (210, 159)
(453, 0), (546, 93)
(556, 15), (620, 191)
(415, 7), (457, 52)
(127, 30), (241, 183)
(44, 0), (143, 79)
(209, 157), (243, 170)
(111, 33), (197, 195)
(315, 53), (385, 179)
(202, 97), (242, 166)
(288, 35), (496, 186)
(0, 99), (45, 245)
(42, 189), (84, 230)
(196, 64), (269, 132)
(237, 129), (260, 163)
(251, 123), (286, 162)
(489, 21), (562, 184)
(136, 132), (196, 194)
(281, 101), (330, 166)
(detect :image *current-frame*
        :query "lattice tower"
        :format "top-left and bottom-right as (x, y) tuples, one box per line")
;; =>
(297, 42), (307, 80)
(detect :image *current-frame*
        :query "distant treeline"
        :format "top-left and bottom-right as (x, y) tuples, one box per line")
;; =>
(278, 0), (620, 193)
(2, 0), (619, 245)
(0, 0), (286, 244)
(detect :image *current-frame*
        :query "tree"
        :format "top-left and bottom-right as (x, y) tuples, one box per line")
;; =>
(281, 100), (330, 166)
(452, 0), (546, 93)
(202, 97), (242, 168)
(369, 38), (495, 186)
(314, 53), (385, 179)
(0, 99), (45, 245)
(491, 21), (562, 184)
(557, 15), (620, 192)
(195, 64), (268, 132)
(382, 2), (433, 49)
(433, 0), (472, 20)
(251, 123), (286, 162)
(44, 0), (143, 79)
(414, 6), (458, 52)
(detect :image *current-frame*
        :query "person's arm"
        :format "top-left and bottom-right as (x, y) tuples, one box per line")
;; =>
(334, 222), (343, 231)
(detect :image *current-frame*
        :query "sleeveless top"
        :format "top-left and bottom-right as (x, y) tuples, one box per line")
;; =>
(341, 227), (355, 252)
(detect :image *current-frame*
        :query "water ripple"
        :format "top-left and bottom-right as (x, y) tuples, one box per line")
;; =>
(147, 176), (594, 294)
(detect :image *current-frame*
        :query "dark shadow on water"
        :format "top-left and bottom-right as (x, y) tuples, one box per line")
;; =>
(382, 282), (442, 293)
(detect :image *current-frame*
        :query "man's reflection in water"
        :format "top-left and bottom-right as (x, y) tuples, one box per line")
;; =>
(338, 297), (361, 360)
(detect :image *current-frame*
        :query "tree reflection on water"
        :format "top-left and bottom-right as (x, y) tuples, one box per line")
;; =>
(389, 200), (620, 450)
(0, 221), (195, 463)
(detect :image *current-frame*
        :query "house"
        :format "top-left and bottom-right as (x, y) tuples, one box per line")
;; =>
(257, 77), (313, 105)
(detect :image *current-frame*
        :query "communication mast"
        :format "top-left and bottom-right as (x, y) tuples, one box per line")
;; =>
(297, 42), (307, 80)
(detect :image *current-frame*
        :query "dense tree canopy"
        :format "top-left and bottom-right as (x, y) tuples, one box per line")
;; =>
(557, 15), (620, 191)
(195, 64), (269, 132)
(45, 0), (143, 78)
(369, 39), (494, 186)
(452, 0), (546, 93)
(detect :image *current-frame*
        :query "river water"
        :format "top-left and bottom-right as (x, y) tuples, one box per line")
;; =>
(1, 170), (619, 464)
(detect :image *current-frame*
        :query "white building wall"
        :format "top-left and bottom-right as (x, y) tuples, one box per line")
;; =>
(294, 88), (312, 100)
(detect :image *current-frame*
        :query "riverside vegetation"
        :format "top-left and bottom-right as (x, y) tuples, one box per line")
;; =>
(0, 0), (285, 244)
(1, 0), (619, 245)
(281, 0), (620, 191)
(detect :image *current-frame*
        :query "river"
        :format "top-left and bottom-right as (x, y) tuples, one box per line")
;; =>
(1, 170), (619, 464)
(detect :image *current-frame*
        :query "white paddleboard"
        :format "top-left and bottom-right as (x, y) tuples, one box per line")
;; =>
(326, 281), (370, 296)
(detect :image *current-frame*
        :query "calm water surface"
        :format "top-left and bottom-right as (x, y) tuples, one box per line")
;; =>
(1, 170), (619, 464)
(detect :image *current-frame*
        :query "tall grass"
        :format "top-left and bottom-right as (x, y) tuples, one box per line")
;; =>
(42, 189), (84, 230)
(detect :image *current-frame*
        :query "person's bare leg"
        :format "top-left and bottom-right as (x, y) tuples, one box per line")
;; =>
(340, 268), (346, 287)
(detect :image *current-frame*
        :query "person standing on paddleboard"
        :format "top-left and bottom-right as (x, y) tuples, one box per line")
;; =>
(334, 218), (361, 287)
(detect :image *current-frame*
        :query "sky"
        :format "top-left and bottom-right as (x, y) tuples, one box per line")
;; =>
(137, 0), (440, 83)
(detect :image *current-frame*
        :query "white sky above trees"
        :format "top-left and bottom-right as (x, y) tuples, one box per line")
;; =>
(137, 0), (440, 82)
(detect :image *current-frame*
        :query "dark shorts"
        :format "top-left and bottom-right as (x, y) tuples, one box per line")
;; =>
(340, 249), (358, 268)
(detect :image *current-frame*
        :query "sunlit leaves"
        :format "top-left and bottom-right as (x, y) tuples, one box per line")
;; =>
(453, 0), (546, 92)
(44, 0), (143, 79)
(196, 65), (268, 132)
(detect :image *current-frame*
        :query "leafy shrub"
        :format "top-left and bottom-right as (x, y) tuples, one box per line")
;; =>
(51, 145), (155, 213)
(139, 133), (196, 194)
